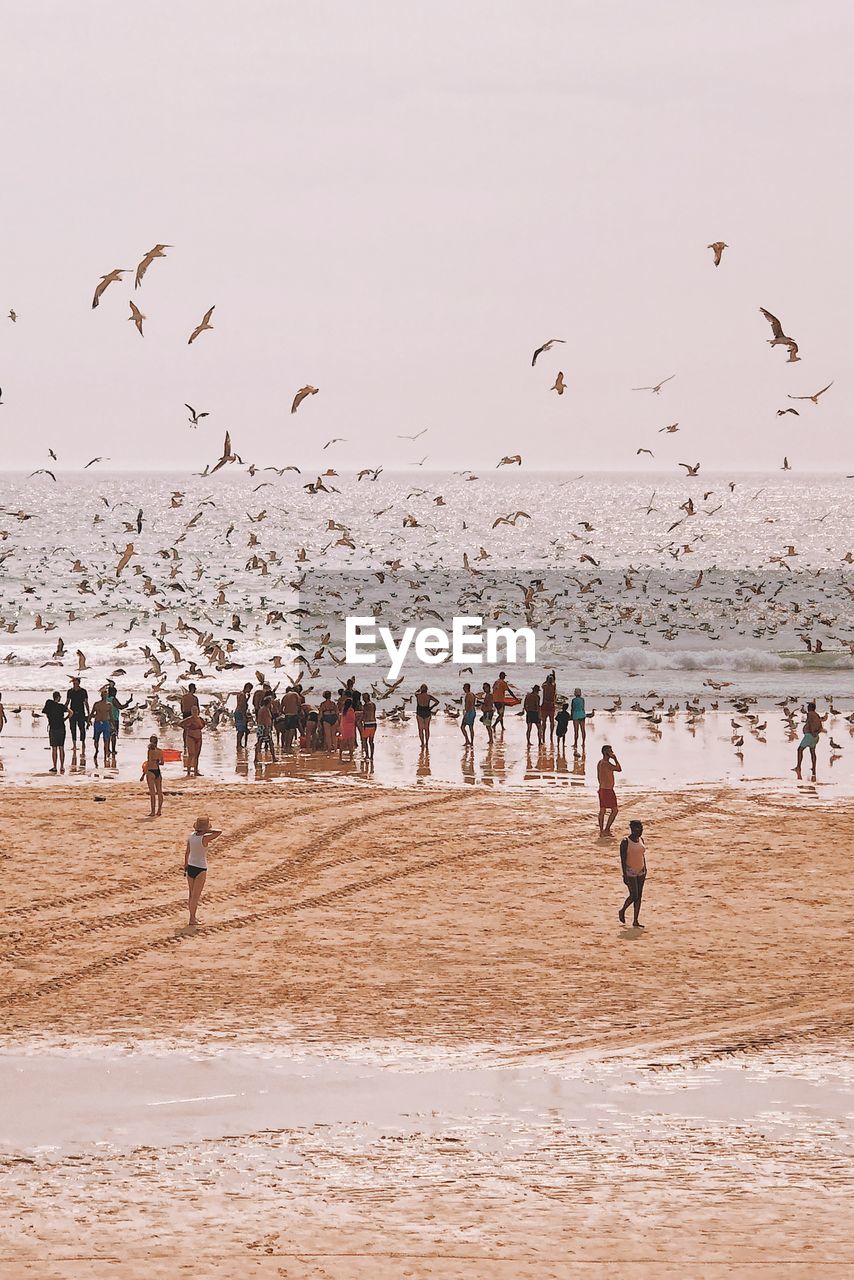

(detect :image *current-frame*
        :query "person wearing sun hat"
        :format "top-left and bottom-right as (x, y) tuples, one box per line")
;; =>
(183, 814), (222, 926)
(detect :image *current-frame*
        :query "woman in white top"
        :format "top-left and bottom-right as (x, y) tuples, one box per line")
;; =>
(183, 814), (222, 926)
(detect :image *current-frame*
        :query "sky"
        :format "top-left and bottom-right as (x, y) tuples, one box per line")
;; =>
(1, 0), (853, 473)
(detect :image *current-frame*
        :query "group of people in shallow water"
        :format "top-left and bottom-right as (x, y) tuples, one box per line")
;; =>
(233, 677), (379, 765)
(36, 677), (133, 774)
(458, 670), (591, 752)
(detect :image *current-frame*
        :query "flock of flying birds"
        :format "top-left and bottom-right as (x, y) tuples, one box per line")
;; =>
(0, 238), (851, 767)
(1, 236), (844, 482)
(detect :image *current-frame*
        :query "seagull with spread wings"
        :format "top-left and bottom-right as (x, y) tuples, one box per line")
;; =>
(707, 241), (728, 266)
(551, 371), (566, 395)
(134, 244), (172, 289)
(291, 385), (318, 414)
(532, 338), (565, 366)
(679, 462), (700, 476)
(185, 404), (209, 427)
(83, 457), (109, 468)
(788, 381), (833, 405)
(322, 437), (345, 449)
(128, 301), (145, 336)
(759, 307), (800, 362)
(210, 430), (242, 474)
(92, 269), (131, 309)
(496, 455), (522, 467)
(633, 375), (675, 393)
(188, 306), (215, 344)
(397, 427), (427, 440)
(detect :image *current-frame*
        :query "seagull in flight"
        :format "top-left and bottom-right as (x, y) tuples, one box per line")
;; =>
(496, 455), (522, 467)
(551, 372), (566, 395)
(185, 404), (209, 427)
(188, 306), (215, 345)
(291, 385), (319, 414)
(92, 269), (131, 309)
(134, 244), (172, 290)
(788, 382), (833, 405)
(322, 438), (346, 450)
(128, 301), (145, 336)
(759, 308), (800, 362)
(532, 338), (565, 367)
(397, 428), (428, 440)
(84, 457), (109, 469)
(633, 375), (675, 394)
(707, 241), (728, 266)
(679, 462), (701, 476)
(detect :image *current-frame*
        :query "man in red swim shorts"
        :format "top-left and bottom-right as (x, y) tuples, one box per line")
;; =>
(597, 744), (622, 836)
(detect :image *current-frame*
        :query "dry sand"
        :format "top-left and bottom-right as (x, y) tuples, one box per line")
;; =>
(1, 779), (853, 1277)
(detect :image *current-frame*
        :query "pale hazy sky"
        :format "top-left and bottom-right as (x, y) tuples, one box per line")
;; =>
(2, 1), (852, 472)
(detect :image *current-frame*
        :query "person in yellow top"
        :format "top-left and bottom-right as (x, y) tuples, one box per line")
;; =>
(619, 820), (647, 928)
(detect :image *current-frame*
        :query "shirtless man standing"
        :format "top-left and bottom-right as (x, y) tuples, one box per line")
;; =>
(461, 682), (476, 747)
(180, 683), (200, 750)
(795, 701), (826, 779)
(597, 745), (622, 836)
(479, 682), (495, 745)
(523, 684), (542, 747)
(540, 671), (557, 743)
(235, 682), (252, 751)
(280, 686), (302, 751)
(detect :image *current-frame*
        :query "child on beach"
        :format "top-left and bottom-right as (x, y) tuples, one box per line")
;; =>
(555, 700), (570, 751)
(361, 696), (377, 761)
(338, 697), (357, 761)
(183, 815), (222, 926)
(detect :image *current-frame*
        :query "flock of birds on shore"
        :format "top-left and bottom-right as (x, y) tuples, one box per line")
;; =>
(1, 238), (852, 770)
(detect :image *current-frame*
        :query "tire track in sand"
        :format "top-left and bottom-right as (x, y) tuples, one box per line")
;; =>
(1, 789), (467, 1004)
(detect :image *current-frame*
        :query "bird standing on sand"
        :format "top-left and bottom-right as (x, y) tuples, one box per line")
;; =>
(188, 306), (215, 345)
(707, 241), (728, 266)
(134, 244), (172, 289)
(92, 269), (131, 309)
(782, 456), (792, 470)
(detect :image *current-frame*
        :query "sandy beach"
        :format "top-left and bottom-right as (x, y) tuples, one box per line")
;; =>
(2, 779), (853, 1276)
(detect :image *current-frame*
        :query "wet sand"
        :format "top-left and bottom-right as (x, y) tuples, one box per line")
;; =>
(2, 780), (853, 1275)
(1, 703), (852, 797)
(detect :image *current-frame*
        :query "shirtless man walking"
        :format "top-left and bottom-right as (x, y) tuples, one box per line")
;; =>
(492, 671), (517, 731)
(461, 682), (476, 747)
(597, 744), (622, 836)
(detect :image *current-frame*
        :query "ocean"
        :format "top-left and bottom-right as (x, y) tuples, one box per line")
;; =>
(1, 469), (852, 791)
